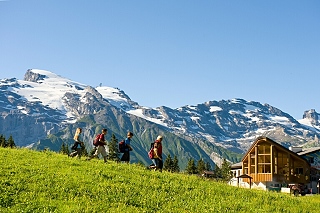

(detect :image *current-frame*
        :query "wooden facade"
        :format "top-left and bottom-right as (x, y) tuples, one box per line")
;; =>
(241, 137), (310, 184)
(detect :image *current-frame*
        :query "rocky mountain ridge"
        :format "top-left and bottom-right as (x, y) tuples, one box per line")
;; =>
(0, 69), (319, 166)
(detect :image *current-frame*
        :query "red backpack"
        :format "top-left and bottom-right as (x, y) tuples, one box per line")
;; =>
(93, 134), (101, 147)
(148, 143), (155, 159)
(118, 140), (126, 153)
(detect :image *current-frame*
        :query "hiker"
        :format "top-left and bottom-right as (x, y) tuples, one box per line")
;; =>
(69, 127), (85, 159)
(153, 135), (163, 171)
(120, 131), (133, 164)
(87, 128), (108, 163)
(151, 142), (162, 171)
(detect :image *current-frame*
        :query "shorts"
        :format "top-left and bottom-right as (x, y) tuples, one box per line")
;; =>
(94, 145), (108, 157)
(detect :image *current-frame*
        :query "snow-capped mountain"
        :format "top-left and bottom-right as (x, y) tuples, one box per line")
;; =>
(0, 69), (119, 146)
(1, 69), (319, 154)
(123, 99), (320, 152)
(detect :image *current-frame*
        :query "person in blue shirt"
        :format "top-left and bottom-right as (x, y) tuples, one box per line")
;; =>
(120, 131), (133, 163)
(69, 127), (85, 159)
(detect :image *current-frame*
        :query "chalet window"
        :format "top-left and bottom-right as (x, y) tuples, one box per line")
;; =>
(274, 149), (278, 174)
(250, 156), (255, 164)
(258, 155), (271, 163)
(258, 164), (271, 173)
(295, 168), (304, 175)
(277, 152), (289, 175)
(257, 144), (271, 173)
(244, 168), (248, 174)
(250, 156), (255, 173)
(250, 166), (255, 173)
(258, 144), (270, 154)
(243, 161), (248, 174)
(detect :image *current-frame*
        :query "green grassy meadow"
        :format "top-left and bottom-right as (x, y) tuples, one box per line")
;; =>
(1, 148), (320, 213)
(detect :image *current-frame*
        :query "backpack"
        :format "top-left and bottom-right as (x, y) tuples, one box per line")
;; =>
(93, 134), (101, 147)
(118, 140), (126, 153)
(148, 143), (155, 159)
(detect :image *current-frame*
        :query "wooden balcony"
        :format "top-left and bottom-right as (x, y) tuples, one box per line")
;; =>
(245, 173), (273, 182)
(242, 173), (308, 183)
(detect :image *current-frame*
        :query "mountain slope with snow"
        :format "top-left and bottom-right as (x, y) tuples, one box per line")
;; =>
(1, 69), (319, 154)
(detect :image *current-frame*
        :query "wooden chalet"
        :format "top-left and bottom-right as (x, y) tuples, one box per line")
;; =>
(230, 136), (311, 190)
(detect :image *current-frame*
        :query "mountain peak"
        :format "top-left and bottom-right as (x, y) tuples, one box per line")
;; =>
(24, 69), (46, 83)
(24, 69), (59, 83)
(303, 109), (319, 125)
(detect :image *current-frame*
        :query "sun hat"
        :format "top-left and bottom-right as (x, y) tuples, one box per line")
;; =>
(156, 135), (163, 140)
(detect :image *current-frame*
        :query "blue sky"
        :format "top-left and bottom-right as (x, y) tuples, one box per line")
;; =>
(1, 1), (319, 119)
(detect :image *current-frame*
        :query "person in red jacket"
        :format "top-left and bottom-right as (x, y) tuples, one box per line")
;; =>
(154, 135), (163, 171)
(87, 128), (108, 163)
(151, 141), (162, 171)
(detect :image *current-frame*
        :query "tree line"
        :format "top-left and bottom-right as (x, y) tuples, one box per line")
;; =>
(185, 157), (233, 181)
(0, 134), (16, 148)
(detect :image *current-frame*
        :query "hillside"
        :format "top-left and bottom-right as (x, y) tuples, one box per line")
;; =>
(30, 115), (242, 169)
(1, 69), (320, 169)
(1, 148), (320, 212)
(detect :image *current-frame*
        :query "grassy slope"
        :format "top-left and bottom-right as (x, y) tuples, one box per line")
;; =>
(34, 113), (243, 169)
(1, 148), (320, 213)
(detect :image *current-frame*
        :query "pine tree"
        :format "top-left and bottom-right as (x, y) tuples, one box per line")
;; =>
(164, 154), (173, 172)
(197, 158), (206, 174)
(7, 135), (16, 148)
(60, 142), (70, 155)
(108, 133), (120, 162)
(172, 155), (180, 173)
(78, 142), (87, 157)
(220, 158), (232, 182)
(81, 147), (88, 157)
(186, 158), (197, 174)
(205, 161), (212, 171)
(214, 165), (221, 178)
(59, 142), (68, 154)
(0, 134), (6, 147)
(65, 144), (70, 155)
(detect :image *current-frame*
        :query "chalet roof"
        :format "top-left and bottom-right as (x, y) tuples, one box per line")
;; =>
(231, 162), (242, 169)
(297, 147), (320, 156)
(241, 136), (309, 164)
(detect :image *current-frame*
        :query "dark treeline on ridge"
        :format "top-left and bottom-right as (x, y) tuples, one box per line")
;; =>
(0, 134), (16, 148)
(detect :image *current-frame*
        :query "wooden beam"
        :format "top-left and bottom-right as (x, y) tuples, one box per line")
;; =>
(271, 145), (274, 175)
(255, 145), (258, 175)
